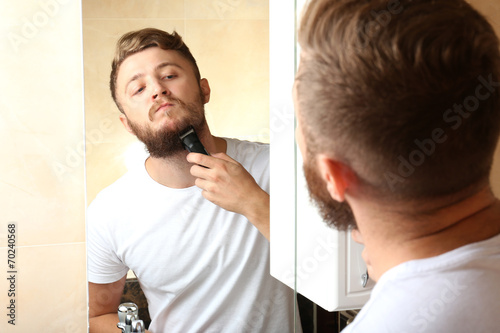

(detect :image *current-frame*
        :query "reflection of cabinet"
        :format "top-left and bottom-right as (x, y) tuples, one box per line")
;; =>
(268, 0), (373, 313)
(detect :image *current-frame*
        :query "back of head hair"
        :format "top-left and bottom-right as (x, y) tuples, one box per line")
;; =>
(109, 28), (200, 113)
(296, 0), (500, 201)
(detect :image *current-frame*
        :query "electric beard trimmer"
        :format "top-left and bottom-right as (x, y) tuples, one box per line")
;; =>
(178, 126), (210, 155)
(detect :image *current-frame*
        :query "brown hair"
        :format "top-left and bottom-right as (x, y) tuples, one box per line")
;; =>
(109, 28), (201, 113)
(296, 0), (500, 201)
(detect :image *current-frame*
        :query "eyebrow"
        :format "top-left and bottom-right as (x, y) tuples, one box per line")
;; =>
(124, 62), (183, 93)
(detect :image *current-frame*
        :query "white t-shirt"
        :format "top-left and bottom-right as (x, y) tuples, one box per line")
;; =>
(342, 232), (500, 333)
(87, 138), (298, 333)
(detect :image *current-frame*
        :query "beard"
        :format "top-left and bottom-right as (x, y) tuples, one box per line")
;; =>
(126, 92), (206, 158)
(303, 154), (357, 231)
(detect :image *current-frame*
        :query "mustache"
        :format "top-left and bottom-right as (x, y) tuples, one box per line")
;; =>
(148, 96), (183, 121)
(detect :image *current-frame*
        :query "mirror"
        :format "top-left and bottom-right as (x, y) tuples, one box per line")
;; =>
(82, 0), (290, 332)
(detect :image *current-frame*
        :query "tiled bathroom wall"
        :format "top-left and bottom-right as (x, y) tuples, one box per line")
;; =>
(0, 0), (87, 332)
(82, 0), (270, 203)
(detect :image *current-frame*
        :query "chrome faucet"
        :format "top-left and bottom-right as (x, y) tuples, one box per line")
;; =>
(117, 302), (145, 333)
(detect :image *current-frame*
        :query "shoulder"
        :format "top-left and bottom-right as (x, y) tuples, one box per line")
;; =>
(225, 138), (270, 190)
(351, 248), (500, 332)
(225, 138), (269, 165)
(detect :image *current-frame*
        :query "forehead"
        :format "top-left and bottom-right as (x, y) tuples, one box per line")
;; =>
(116, 47), (192, 84)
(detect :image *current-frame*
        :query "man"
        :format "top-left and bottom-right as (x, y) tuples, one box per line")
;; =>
(295, 0), (500, 332)
(87, 28), (297, 332)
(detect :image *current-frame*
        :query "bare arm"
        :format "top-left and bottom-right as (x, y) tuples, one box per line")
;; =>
(89, 275), (127, 333)
(187, 152), (270, 241)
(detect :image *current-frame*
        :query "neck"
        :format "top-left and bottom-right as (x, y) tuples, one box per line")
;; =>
(145, 124), (227, 188)
(351, 186), (500, 281)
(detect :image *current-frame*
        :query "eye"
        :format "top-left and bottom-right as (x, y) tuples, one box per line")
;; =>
(133, 86), (145, 96)
(162, 74), (176, 80)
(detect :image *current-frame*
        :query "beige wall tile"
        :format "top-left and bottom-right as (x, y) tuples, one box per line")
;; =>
(0, 1), (86, 247)
(186, 0), (268, 20)
(1, 1), (87, 331)
(83, 0), (185, 19)
(186, 19), (269, 142)
(0, 243), (87, 332)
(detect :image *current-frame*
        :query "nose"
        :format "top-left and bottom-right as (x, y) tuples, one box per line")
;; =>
(153, 90), (167, 99)
(151, 80), (168, 100)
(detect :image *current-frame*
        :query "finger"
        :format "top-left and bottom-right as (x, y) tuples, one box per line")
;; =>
(197, 182), (223, 205)
(187, 152), (225, 169)
(210, 152), (237, 164)
(186, 152), (209, 166)
(194, 177), (212, 192)
(190, 164), (211, 179)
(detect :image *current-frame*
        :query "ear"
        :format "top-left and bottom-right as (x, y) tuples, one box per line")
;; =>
(200, 78), (211, 104)
(316, 154), (355, 202)
(119, 114), (135, 135)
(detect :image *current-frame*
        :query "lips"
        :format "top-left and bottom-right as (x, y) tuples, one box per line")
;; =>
(157, 102), (173, 112)
(148, 99), (176, 121)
